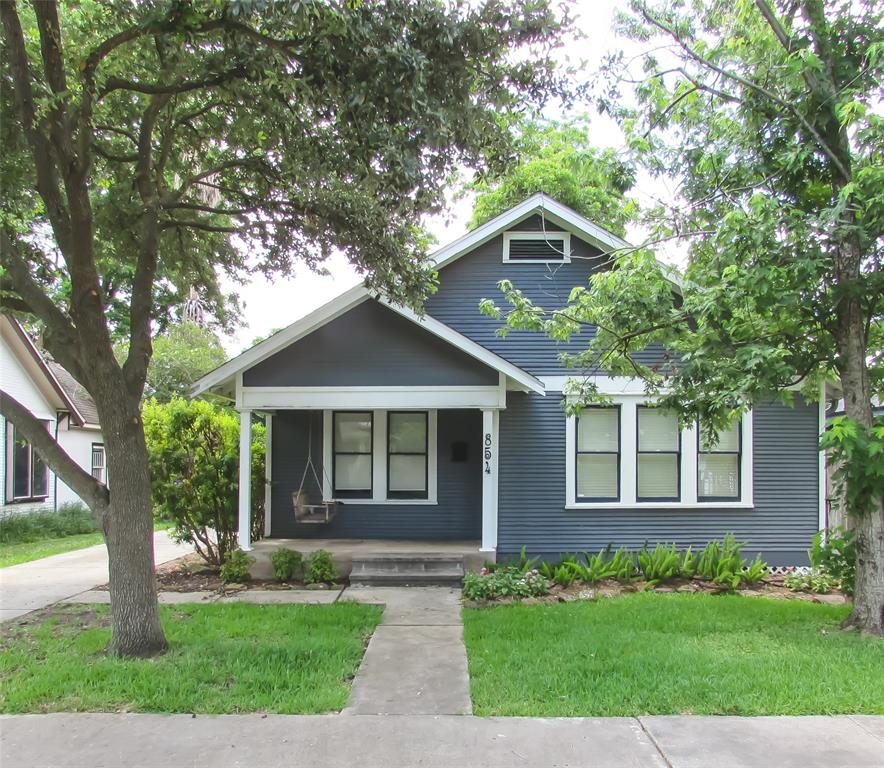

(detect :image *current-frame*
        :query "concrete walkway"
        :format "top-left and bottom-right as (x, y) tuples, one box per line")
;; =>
(0, 530), (191, 622)
(1, 713), (882, 768)
(341, 587), (471, 715)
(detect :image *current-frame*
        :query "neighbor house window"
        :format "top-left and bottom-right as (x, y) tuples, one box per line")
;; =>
(637, 407), (680, 501)
(576, 407), (620, 501)
(698, 421), (741, 501)
(91, 444), (106, 484)
(502, 231), (571, 263)
(5, 421), (49, 501)
(387, 412), (428, 499)
(332, 411), (373, 498)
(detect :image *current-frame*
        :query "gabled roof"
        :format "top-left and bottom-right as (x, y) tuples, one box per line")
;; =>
(430, 192), (682, 288)
(193, 193), (674, 400)
(0, 315), (96, 427)
(192, 286), (545, 398)
(431, 192), (629, 270)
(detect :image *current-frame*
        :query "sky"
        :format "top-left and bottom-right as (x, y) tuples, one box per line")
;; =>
(220, 0), (675, 354)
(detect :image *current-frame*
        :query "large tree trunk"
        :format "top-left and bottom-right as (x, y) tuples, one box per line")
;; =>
(834, 248), (883, 636)
(97, 395), (166, 657)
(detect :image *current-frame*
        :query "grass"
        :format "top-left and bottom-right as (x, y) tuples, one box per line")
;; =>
(0, 504), (175, 567)
(463, 593), (884, 717)
(0, 602), (382, 714)
(0, 532), (106, 568)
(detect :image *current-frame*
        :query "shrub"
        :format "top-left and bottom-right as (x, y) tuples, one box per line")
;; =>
(810, 528), (856, 595)
(304, 549), (338, 584)
(463, 566), (548, 600)
(0, 503), (97, 544)
(219, 549), (254, 583)
(142, 398), (265, 565)
(785, 568), (837, 594)
(637, 542), (681, 586)
(269, 548), (303, 582)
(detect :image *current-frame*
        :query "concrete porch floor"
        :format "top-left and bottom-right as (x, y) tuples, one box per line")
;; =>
(248, 538), (486, 580)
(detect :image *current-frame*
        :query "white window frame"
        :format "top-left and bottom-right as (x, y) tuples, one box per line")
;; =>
(564, 393), (753, 510)
(502, 231), (571, 264)
(5, 420), (50, 502)
(323, 409), (438, 505)
(91, 443), (106, 485)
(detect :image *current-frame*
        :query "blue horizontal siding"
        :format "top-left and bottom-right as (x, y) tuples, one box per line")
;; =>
(270, 409), (481, 540)
(497, 393), (820, 566)
(245, 300), (497, 387)
(425, 215), (669, 375)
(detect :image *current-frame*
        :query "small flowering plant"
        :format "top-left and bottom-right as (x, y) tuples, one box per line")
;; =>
(463, 564), (549, 601)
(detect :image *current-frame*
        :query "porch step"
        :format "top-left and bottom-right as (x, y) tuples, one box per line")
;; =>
(349, 553), (465, 587)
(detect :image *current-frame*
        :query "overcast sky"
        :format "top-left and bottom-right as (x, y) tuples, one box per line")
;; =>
(220, 0), (676, 354)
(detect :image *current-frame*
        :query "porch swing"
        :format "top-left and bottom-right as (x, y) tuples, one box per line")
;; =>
(292, 416), (339, 524)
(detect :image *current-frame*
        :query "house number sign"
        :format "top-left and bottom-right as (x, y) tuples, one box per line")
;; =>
(484, 432), (492, 475)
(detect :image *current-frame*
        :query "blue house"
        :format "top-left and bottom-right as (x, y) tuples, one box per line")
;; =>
(194, 194), (824, 567)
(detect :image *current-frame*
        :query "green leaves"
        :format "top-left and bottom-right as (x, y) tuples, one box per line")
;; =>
(820, 416), (884, 517)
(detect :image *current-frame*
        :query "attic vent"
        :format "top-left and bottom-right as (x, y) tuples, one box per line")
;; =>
(503, 231), (571, 263)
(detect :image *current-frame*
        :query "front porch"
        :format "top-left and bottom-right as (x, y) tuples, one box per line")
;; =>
(249, 538), (487, 582)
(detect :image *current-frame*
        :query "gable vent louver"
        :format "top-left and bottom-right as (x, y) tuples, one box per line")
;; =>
(503, 231), (570, 263)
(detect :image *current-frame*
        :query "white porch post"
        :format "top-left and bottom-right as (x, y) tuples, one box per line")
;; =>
(263, 413), (273, 537)
(238, 409), (253, 551)
(481, 408), (499, 553)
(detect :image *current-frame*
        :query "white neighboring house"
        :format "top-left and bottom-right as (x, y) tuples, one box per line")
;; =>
(0, 316), (105, 516)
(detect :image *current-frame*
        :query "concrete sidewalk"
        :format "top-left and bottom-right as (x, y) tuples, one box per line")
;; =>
(1, 713), (881, 768)
(0, 530), (191, 622)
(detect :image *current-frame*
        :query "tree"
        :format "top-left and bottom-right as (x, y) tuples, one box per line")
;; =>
(0, 0), (569, 656)
(482, 0), (883, 633)
(143, 398), (265, 565)
(118, 322), (227, 402)
(468, 119), (637, 232)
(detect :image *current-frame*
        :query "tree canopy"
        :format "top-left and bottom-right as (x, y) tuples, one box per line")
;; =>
(468, 120), (637, 234)
(482, 0), (883, 633)
(0, 0), (571, 656)
(116, 322), (227, 402)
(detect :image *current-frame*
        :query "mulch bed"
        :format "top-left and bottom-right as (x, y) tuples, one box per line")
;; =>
(96, 553), (340, 595)
(465, 576), (851, 608)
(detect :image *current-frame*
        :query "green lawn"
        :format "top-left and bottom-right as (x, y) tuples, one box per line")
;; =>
(0, 602), (382, 714)
(0, 520), (174, 568)
(463, 593), (884, 717)
(0, 532), (106, 568)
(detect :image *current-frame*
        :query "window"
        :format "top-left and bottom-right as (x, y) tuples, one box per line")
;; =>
(387, 412), (428, 499)
(637, 407), (680, 501)
(698, 421), (741, 501)
(576, 407), (620, 501)
(91, 444), (106, 484)
(6, 421), (49, 501)
(332, 411), (372, 498)
(503, 231), (571, 263)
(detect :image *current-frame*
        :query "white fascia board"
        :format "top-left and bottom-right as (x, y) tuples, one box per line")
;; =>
(379, 299), (545, 395)
(192, 284), (370, 396)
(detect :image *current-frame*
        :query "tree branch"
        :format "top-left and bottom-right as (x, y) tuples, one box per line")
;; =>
(638, 3), (852, 181)
(0, 230), (84, 379)
(99, 66), (248, 99)
(0, 389), (109, 516)
(0, 2), (73, 254)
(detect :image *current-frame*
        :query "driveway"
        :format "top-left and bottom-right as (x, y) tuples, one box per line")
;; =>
(0, 530), (191, 622)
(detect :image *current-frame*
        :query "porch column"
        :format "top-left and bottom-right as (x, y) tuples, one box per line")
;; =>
(481, 408), (499, 553)
(238, 409), (253, 551)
